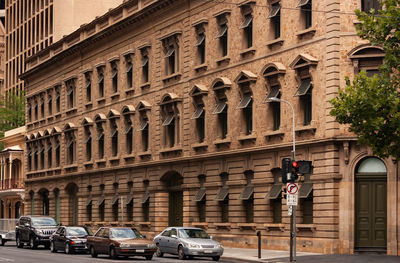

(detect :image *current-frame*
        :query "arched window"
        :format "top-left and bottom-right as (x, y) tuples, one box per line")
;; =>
(356, 157), (386, 174)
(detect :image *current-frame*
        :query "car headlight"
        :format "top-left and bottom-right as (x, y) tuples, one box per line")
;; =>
(120, 243), (130, 248)
(35, 229), (43, 235)
(187, 243), (201, 248)
(216, 244), (223, 249)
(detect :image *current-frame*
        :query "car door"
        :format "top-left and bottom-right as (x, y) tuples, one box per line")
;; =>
(52, 227), (62, 249)
(100, 228), (110, 254)
(158, 229), (170, 253)
(168, 228), (179, 254)
(90, 228), (104, 253)
(21, 218), (30, 242)
(58, 228), (67, 250)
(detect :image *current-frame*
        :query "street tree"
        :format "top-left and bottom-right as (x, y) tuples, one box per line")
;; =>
(330, 0), (400, 159)
(0, 92), (25, 149)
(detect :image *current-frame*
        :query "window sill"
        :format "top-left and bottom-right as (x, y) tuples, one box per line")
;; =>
(95, 158), (107, 164)
(39, 118), (46, 123)
(54, 113), (62, 119)
(296, 224), (316, 232)
(140, 82), (151, 89)
(138, 151), (151, 158)
(64, 164), (78, 170)
(191, 222), (208, 230)
(85, 102), (93, 108)
(266, 38), (284, 48)
(296, 27), (316, 39)
(96, 97), (106, 104)
(123, 154), (135, 160)
(238, 223), (257, 231)
(264, 223), (285, 232)
(110, 93), (120, 100)
(65, 107), (77, 115)
(162, 72), (182, 83)
(46, 116), (54, 122)
(125, 88), (135, 95)
(84, 161), (93, 167)
(213, 137), (231, 146)
(215, 56), (230, 66)
(238, 133), (257, 142)
(240, 47), (256, 57)
(191, 142), (208, 150)
(109, 156), (120, 162)
(194, 63), (208, 72)
(138, 221), (151, 227)
(262, 130), (285, 140)
(160, 146), (183, 154)
(295, 125), (316, 135)
(214, 222), (231, 230)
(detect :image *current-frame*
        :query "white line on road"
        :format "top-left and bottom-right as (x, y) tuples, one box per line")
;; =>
(0, 257), (14, 262)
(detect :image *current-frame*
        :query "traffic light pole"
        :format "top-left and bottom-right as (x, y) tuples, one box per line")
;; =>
(271, 97), (296, 262)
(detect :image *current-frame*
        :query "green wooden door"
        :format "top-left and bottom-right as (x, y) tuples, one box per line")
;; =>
(355, 178), (387, 249)
(168, 191), (183, 227)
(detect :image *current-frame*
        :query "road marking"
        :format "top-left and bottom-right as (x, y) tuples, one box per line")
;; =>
(0, 257), (14, 262)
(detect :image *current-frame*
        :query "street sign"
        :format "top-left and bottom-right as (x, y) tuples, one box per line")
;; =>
(286, 183), (298, 206)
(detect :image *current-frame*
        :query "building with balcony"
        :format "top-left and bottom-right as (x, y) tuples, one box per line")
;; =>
(21, 0), (398, 255)
(0, 126), (25, 218)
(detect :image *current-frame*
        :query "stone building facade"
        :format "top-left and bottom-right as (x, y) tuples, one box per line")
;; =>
(21, 0), (399, 255)
(0, 126), (25, 218)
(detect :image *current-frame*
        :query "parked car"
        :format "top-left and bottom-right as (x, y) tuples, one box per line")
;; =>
(15, 215), (58, 249)
(50, 226), (93, 254)
(86, 227), (156, 260)
(0, 219), (18, 246)
(153, 227), (223, 261)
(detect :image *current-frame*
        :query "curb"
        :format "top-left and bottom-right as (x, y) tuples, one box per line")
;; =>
(221, 256), (265, 263)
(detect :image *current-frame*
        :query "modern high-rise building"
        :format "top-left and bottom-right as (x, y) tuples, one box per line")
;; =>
(4, 0), (122, 97)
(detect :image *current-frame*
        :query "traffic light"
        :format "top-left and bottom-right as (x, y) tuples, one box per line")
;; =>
(298, 160), (313, 174)
(281, 158), (291, 184)
(290, 160), (299, 181)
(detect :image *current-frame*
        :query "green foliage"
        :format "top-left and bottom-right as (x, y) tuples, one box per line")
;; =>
(330, 0), (400, 159)
(0, 91), (26, 150)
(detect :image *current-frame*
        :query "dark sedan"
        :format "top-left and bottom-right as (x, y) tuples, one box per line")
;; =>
(50, 226), (92, 254)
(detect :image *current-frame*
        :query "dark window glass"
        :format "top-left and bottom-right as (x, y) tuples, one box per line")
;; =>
(112, 68), (118, 93)
(143, 199), (149, 222)
(98, 133), (104, 159)
(98, 73), (104, 97)
(196, 111), (205, 142)
(127, 201), (133, 222)
(362, 0), (380, 12)
(244, 196), (254, 223)
(126, 127), (133, 154)
(198, 198), (206, 222)
(112, 200), (118, 221)
(219, 105), (228, 139)
(272, 101), (281, 131)
(126, 62), (133, 88)
(111, 127), (118, 156)
(302, 88), (312, 125)
(99, 203), (105, 221)
(303, 0), (312, 29)
(87, 204), (92, 221)
(244, 99), (253, 135)
(302, 194), (313, 224)
(272, 197), (282, 223)
(142, 124), (149, 152)
(86, 137), (92, 161)
(220, 199), (229, 223)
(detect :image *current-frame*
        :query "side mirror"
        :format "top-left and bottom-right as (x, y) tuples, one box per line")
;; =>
(171, 235), (178, 239)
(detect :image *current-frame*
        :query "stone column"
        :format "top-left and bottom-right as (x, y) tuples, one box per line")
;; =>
(154, 192), (168, 233)
(9, 154), (13, 189)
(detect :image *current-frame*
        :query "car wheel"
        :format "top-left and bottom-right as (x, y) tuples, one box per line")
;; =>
(0, 236), (4, 246)
(178, 245), (186, 260)
(29, 236), (37, 249)
(212, 256), (220, 261)
(109, 247), (117, 259)
(16, 236), (23, 248)
(90, 246), (97, 258)
(50, 241), (57, 253)
(156, 244), (164, 257)
(145, 255), (153, 260)
(65, 243), (72, 254)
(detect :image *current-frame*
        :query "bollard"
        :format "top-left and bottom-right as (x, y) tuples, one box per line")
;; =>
(257, 231), (261, 259)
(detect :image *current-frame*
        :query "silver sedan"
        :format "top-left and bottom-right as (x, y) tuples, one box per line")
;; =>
(153, 227), (223, 261)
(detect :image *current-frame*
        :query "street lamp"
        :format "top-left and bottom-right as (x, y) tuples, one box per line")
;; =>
(268, 96), (297, 262)
(268, 97), (295, 160)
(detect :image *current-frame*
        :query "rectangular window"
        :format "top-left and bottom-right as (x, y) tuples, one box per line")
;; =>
(216, 24), (228, 57)
(112, 66), (118, 93)
(97, 133), (104, 159)
(298, 0), (312, 29)
(220, 199), (229, 223)
(124, 125), (133, 154)
(40, 99), (44, 118)
(267, 3), (281, 39)
(272, 197), (282, 223)
(143, 199), (150, 222)
(55, 91), (60, 113)
(85, 73), (91, 102)
(142, 56), (149, 83)
(99, 202), (105, 221)
(87, 203), (92, 222)
(111, 126), (118, 156)
(46, 146), (52, 168)
(127, 200), (133, 222)
(165, 45), (176, 75)
(112, 199), (118, 222)
(40, 147), (45, 169)
(191, 106), (205, 143)
(362, 0), (380, 12)
(85, 135), (92, 161)
(198, 199), (206, 222)
(47, 96), (52, 115)
(237, 93), (253, 135)
(126, 62), (133, 89)
(240, 14), (253, 48)
(67, 86), (74, 109)
(294, 78), (312, 125)
(139, 119), (149, 152)
(213, 100), (228, 139)
(195, 33), (206, 64)
(98, 72), (104, 98)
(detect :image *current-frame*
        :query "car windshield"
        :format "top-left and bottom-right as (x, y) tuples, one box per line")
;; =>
(110, 228), (143, 239)
(66, 227), (88, 236)
(179, 229), (210, 239)
(31, 217), (57, 226)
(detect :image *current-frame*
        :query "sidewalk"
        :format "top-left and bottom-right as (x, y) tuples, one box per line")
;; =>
(221, 247), (400, 263)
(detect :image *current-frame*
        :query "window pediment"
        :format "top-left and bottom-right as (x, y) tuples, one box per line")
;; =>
(82, 117), (94, 126)
(122, 105), (135, 115)
(211, 77), (232, 90)
(63, 122), (77, 131)
(262, 62), (286, 77)
(159, 93), (182, 105)
(107, 109), (120, 119)
(234, 70), (257, 84)
(137, 100), (152, 111)
(348, 45), (384, 59)
(94, 113), (107, 122)
(289, 53), (318, 69)
(189, 84), (208, 97)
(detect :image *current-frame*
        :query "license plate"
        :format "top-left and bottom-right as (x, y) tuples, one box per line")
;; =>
(204, 250), (213, 254)
(136, 249), (144, 253)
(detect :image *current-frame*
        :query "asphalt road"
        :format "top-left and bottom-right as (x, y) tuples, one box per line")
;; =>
(0, 243), (232, 263)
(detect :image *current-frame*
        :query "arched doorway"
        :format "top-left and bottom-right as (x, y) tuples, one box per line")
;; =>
(65, 183), (79, 225)
(161, 171), (183, 227)
(355, 157), (387, 251)
(38, 188), (50, 215)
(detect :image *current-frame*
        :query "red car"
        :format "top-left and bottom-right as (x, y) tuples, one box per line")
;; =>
(86, 227), (156, 260)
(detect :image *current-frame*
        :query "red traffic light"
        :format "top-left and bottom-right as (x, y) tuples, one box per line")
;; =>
(292, 161), (299, 168)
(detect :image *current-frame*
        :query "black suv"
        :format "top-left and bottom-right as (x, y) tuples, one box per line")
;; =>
(15, 215), (58, 249)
